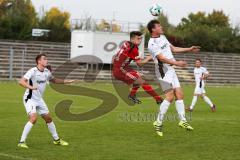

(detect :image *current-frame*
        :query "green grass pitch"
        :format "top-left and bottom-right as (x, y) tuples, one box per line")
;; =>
(0, 82), (240, 160)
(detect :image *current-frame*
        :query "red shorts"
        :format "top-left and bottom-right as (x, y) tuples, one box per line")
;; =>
(113, 69), (140, 85)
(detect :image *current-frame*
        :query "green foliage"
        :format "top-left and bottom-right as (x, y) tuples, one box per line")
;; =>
(144, 10), (240, 53)
(0, 0), (71, 42)
(176, 10), (240, 53)
(0, 0), (38, 40)
(38, 7), (71, 42)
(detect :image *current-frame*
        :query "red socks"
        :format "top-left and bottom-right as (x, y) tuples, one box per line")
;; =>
(129, 83), (162, 101)
(129, 85), (140, 97)
(141, 83), (162, 101)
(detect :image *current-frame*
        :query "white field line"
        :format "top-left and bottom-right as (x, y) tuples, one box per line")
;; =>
(0, 153), (37, 160)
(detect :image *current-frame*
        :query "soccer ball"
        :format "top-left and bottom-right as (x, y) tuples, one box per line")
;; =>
(149, 4), (162, 16)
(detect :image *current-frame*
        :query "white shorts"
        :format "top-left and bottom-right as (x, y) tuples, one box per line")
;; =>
(23, 98), (49, 116)
(194, 85), (206, 95)
(158, 69), (181, 92)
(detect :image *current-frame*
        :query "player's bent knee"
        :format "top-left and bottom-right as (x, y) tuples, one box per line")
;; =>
(174, 88), (184, 100)
(42, 115), (52, 123)
(167, 98), (174, 103)
(29, 114), (37, 124)
(176, 95), (184, 100)
(46, 118), (52, 123)
(166, 94), (174, 103)
(29, 117), (37, 124)
(175, 93), (184, 100)
(46, 119), (52, 123)
(165, 90), (175, 103)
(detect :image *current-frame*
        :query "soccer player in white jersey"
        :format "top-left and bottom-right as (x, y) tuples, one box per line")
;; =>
(18, 54), (74, 149)
(147, 20), (201, 137)
(187, 59), (216, 112)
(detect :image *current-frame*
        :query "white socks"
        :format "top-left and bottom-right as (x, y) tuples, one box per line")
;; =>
(190, 95), (214, 110)
(157, 100), (171, 124)
(190, 96), (198, 110)
(175, 100), (187, 121)
(20, 121), (60, 142)
(203, 96), (214, 108)
(157, 99), (187, 124)
(47, 122), (59, 140)
(20, 121), (33, 142)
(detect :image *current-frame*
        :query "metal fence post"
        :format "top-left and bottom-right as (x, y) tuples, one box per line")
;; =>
(68, 49), (70, 59)
(21, 49), (25, 76)
(9, 47), (13, 80)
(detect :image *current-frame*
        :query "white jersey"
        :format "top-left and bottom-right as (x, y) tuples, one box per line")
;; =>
(148, 35), (175, 78)
(194, 67), (209, 85)
(148, 35), (181, 90)
(23, 67), (53, 101)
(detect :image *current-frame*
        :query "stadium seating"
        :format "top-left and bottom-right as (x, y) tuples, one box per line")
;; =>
(0, 40), (240, 85)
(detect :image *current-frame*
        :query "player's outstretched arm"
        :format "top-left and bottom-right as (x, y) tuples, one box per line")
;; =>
(156, 54), (187, 67)
(170, 45), (201, 54)
(50, 78), (75, 84)
(136, 55), (153, 67)
(19, 78), (37, 90)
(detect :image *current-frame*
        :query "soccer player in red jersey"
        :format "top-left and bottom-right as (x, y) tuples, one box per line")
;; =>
(112, 31), (163, 104)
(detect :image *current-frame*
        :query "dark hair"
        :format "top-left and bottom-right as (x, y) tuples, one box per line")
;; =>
(35, 54), (47, 64)
(195, 58), (202, 63)
(147, 20), (160, 33)
(130, 31), (142, 39)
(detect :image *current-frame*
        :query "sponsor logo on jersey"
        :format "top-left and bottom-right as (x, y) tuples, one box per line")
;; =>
(161, 43), (168, 50)
(37, 80), (46, 84)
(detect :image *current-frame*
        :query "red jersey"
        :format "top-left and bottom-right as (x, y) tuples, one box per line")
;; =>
(112, 41), (140, 73)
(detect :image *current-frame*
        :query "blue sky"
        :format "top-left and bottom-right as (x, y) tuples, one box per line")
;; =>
(32, 0), (240, 26)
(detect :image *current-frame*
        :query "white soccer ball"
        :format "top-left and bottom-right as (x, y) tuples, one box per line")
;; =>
(149, 4), (162, 16)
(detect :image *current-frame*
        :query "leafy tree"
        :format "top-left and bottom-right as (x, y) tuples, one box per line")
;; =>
(39, 7), (71, 42)
(175, 10), (240, 53)
(0, 0), (38, 40)
(207, 10), (230, 27)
